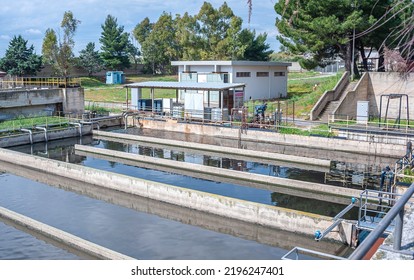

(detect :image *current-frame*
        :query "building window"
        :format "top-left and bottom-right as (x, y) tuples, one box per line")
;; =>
(274, 72), (286, 77)
(236, 72), (251, 78)
(256, 72), (269, 77)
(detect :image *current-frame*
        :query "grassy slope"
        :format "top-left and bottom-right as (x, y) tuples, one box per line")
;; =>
(82, 75), (178, 103)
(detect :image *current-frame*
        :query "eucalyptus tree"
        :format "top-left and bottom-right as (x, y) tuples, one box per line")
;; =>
(42, 11), (80, 77)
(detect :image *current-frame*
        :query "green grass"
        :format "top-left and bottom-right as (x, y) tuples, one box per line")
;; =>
(288, 71), (323, 79)
(0, 116), (67, 131)
(82, 75), (178, 103)
(278, 124), (334, 137)
(286, 74), (342, 118)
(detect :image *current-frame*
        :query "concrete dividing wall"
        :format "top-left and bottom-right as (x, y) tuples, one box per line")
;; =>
(75, 144), (362, 200)
(137, 119), (406, 157)
(0, 148), (353, 244)
(93, 130), (330, 167)
(93, 133), (330, 173)
(0, 206), (134, 260)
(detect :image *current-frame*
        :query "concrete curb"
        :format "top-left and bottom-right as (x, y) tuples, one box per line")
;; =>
(0, 206), (135, 260)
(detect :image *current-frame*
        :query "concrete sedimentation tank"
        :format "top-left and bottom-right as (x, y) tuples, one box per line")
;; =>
(0, 148), (355, 245)
(1, 114), (412, 259)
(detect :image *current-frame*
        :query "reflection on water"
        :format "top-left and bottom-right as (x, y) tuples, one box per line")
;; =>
(9, 134), (367, 218)
(96, 139), (327, 184)
(0, 221), (79, 260)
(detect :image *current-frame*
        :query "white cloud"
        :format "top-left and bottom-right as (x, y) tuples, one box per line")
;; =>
(0, 35), (11, 40)
(25, 29), (42, 35)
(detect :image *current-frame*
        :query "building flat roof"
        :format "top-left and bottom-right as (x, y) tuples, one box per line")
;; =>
(125, 81), (245, 91)
(171, 60), (292, 67)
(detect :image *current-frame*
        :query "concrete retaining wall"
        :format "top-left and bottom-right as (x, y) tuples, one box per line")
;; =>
(310, 72), (349, 121)
(62, 88), (84, 116)
(137, 119), (406, 157)
(0, 87), (84, 120)
(368, 72), (414, 119)
(333, 72), (414, 119)
(0, 148), (353, 243)
(0, 206), (134, 260)
(0, 125), (93, 148)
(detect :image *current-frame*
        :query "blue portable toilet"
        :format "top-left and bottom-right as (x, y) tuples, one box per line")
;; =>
(106, 71), (125, 84)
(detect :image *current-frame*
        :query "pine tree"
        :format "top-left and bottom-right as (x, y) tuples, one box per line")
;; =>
(100, 15), (131, 70)
(0, 35), (42, 76)
(78, 42), (104, 76)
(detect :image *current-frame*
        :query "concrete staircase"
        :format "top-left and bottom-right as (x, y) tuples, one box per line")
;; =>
(318, 81), (358, 122)
(319, 101), (340, 122)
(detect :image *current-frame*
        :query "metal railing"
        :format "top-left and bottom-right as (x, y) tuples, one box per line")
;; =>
(357, 189), (400, 234)
(328, 114), (414, 134)
(0, 77), (81, 89)
(282, 247), (346, 260)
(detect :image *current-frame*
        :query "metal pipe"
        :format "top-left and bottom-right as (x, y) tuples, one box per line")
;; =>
(349, 183), (414, 260)
(35, 126), (48, 142)
(80, 121), (100, 131)
(69, 122), (83, 137)
(394, 208), (404, 251)
(20, 128), (33, 145)
(334, 198), (357, 220)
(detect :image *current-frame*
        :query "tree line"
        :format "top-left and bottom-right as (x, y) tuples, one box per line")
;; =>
(273, 0), (413, 75)
(0, 1), (272, 78)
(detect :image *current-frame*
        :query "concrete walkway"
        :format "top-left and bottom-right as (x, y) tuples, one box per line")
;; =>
(371, 204), (414, 260)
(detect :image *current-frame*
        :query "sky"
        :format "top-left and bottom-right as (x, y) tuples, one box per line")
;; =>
(0, 0), (281, 57)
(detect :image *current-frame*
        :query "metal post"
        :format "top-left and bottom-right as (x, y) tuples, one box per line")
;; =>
(379, 96), (383, 127)
(285, 101), (288, 125)
(126, 87), (129, 110)
(351, 26), (355, 81)
(393, 208), (404, 251)
(151, 88), (154, 113)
